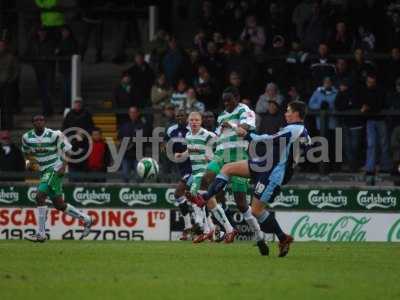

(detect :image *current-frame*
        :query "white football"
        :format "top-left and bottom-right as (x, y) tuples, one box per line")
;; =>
(136, 157), (159, 179)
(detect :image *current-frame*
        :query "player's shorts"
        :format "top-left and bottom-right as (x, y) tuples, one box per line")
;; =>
(249, 159), (284, 204)
(207, 157), (249, 193)
(38, 168), (64, 200)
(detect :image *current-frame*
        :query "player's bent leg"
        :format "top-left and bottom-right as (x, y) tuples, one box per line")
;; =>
(221, 160), (251, 178)
(207, 197), (237, 243)
(251, 198), (293, 257)
(52, 196), (93, 238)
(174, 179), (192, 240)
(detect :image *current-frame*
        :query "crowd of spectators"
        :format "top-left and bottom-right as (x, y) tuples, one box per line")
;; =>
(1, 0), (400, 183)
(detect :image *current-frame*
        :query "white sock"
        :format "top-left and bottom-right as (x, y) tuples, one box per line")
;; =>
(65, 204), (90, 223)
(211, 205), (233, 233)
(207, 215), (216, 232)
(37, 206), (48, 237)
(243, 207), (264, 241)
(193, 205), (204, 229)
(202, 207), (210, 234)
(183, 214), (192, 230)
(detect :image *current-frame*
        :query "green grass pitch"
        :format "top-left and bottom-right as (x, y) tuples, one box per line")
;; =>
(0, 241), (399, 300)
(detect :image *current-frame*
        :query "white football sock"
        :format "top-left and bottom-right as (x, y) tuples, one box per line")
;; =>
(202, 207), (210, 234)
(193, 205), (204, 229)
(207, 215), (216, 232)
(37, 206), (48, 237)
(243, 207), (264, 241)
(65, 204), (90, 223)
(211, 205), (233, 233)
(183, 214), (192, 230)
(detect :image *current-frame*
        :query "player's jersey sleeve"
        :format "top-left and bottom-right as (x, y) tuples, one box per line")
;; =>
(55, 130), (72, 153)
(239, 105), (256, 130)
(21, 134), (31, 155)
(249, 126), (291, 142)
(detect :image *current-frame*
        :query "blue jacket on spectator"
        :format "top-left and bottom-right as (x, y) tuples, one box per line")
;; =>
(308, 86), (338, 130)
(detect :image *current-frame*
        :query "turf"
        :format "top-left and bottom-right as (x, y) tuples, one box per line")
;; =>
(0, 241), (399, 300)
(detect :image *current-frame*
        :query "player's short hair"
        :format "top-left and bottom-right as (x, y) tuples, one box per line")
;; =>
(32, 114), (45, 122)
(288, 101), (307, 119)
(92, 127), (102, 133)
(188, 111), (202, 119)
(222, 86), (240, 101)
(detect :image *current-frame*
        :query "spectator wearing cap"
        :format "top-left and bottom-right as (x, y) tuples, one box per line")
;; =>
(61, 98), (94, 133)
(357, 74), (392, 175)
(308, 77), (338, 131)
(0, 40), (19, 129)
(335, 79), (364, 172)
(0, 130), (25, 181)
(123, 52), (155, 108)
(151, 73), (173, 110)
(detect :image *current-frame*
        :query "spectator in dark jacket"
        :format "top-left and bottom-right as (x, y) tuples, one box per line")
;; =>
(62, 98), (94, 133)
(27, 28), (56, 116)
(200, 41), (225, 86)
(257, 99), (285, 135)
(86, 128), (111, 182)
(302, 3), (328, 52)
(309, 43), (336, 88)
(0, 40), (19, 130)
(55, 26), (78, 109)
(383, 47), (400, 90)
(162, 37), (186, 86)
(124, 52), (155, 108)
(114, 74), (135, 108)
(334, 80), (364, 171)
(118, 106), (145, 182)
(351, 48), (376, 92)
(333, 58), (352, 89)
(358, 74), (392, 175)
(329, 21), (353, 54)
(0, 130), (25, 181)
(193, 66), (219, 111)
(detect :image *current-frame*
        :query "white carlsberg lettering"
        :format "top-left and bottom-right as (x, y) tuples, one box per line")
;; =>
(73, 187), (111, 205)
(357, 191), (396, 209)
(165, 189), (176, 205)
(270, 190), (299, 208)
(119, 188), (157, 206)
(0, 187), (19, 204)
(308, 190), (347, 208)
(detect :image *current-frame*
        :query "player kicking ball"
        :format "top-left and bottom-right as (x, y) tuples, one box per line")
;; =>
(22, 115), (92, 242)
(190, 101), (311, 256)
(175, 112), (217, 243)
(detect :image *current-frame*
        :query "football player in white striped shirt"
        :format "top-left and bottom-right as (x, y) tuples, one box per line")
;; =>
(22, 115), (92, 242)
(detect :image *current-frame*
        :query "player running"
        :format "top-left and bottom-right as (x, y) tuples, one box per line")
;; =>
(190, 87), (266, 246)
(190, 101), (311, 256)
(22, 115), (92, 242)
(175, 112), (217, 243)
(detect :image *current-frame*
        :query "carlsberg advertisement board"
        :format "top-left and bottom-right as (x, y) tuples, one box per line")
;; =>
(276, 212), (400, 242)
